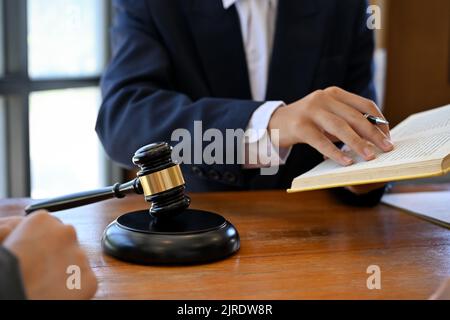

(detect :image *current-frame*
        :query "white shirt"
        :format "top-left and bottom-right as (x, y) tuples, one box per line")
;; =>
(222, 0), (291, 168)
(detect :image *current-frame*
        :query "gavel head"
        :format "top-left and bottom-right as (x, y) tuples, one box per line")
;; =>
(132, 142), (190, 219)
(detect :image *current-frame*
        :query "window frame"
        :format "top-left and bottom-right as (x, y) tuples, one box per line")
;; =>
(0, 0), (121, 198)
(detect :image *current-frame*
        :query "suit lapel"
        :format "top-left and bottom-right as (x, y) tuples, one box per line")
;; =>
(266, 0), (327, 103)
(184, 0), (252, 99)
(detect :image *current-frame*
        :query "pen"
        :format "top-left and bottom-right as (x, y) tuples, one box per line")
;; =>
(363, 113), (389, 126)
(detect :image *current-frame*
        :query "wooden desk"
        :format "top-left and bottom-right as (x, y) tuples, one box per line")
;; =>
(1, 184), (449, 300)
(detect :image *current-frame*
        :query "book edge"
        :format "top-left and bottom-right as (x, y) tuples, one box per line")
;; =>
(287, 167), (449, 193)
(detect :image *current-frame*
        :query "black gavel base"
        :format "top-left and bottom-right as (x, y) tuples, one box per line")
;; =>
(102, 209), (240, 265)
(26, 142), (241, 265)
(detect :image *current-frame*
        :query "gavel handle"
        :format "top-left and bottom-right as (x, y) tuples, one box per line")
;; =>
(25, 179), (142, 215)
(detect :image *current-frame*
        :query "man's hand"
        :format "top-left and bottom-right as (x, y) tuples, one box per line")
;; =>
(0, 216), (24, 242)
(3, 211), (97, 300)
(269, 86), (394, 166)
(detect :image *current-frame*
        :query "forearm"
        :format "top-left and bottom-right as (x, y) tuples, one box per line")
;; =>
(244, 101), (292, 169)
(96, 87), (261, 180)
(98, 0), (262, 180)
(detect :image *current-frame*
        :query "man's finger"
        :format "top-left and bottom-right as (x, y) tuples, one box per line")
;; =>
(315, 111), (376, 161)
(304, 128), (354, 166)
(327, 98), (394, 152)
(325, 86), (390, 137)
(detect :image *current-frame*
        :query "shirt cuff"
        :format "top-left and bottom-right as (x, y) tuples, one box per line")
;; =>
(243, 101), (292, 169)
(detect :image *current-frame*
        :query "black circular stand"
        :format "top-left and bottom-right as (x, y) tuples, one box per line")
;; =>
(102, 209), (240, 265)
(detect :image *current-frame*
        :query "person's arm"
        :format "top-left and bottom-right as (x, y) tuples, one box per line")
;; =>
(244, 101), (292, 168)
(0, 246), (26, 300)
(0, 217), (26, 300)
(96, 0), (261, 187)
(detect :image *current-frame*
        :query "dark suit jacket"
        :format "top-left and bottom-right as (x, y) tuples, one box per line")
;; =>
(0, 246), (26, 300)
(96, 0), (385, 205)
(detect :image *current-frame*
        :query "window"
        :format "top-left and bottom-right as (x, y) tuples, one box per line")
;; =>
(0, 0), (120, 198)
(28, 0), (106, 79)
(29, 88), (105, 198)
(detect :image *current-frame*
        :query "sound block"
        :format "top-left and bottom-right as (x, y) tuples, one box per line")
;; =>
(102, 209), (240, 265)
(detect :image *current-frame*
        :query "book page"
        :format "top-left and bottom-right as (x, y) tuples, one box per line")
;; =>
(391, 104), (450, 140)
(299, 130), (450, 179)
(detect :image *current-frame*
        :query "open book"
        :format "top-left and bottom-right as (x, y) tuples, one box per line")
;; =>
(288, 104), (450, 193)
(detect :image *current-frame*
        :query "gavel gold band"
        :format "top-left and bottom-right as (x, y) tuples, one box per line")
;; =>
(139, 165), (185, 196)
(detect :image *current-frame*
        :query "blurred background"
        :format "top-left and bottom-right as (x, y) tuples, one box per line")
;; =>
(0, 0), (449, 199)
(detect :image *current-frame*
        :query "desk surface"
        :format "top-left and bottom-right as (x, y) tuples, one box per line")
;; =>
(1, 184), (450, 300)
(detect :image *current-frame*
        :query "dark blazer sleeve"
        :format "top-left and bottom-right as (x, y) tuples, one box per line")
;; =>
(96, 0), (261, 186)
(0, 246), (26, 300)
(334, 0), (385, 206)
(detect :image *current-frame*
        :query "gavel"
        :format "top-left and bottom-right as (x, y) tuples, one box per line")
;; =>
(26, 142), (190, 219)
(26, 142), (240, 265)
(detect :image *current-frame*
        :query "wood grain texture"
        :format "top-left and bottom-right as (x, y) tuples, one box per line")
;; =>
(1, 185), (449, 300)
